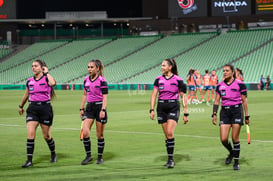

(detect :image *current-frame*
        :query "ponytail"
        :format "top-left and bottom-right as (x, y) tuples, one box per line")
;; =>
(50, 87), (56, 100)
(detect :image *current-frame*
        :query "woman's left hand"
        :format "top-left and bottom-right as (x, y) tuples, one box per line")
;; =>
(183, 116), (188, 124)
(100, 111), (105, 120)
(245, 117), (250, 125)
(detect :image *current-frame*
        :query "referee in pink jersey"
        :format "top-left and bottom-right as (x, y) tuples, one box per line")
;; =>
(19, 60), (57, 168)
(150, 58), (188, 168)
(212, 64), (250, 170)
(80, 59), (108, 165)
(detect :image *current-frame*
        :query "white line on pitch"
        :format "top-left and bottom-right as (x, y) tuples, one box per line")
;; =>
(0, 123), (273, 143)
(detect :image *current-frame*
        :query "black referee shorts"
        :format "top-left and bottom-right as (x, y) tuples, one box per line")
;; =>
(219, 104), (244, 125)
(26, 101), (53, 126)
(156, 100), (180, 124)
(82, 102), (107, 124)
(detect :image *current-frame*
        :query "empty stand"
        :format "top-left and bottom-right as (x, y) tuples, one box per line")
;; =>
(126, 29), (273, 83)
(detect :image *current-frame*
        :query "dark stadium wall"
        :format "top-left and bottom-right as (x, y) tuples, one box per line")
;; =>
(0, 24), (17, 44)
(16, 0), (143, 19)
(142, 0), (168, 19)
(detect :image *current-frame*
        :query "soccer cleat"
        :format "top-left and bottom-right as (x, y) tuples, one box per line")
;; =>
(233, 163), (240, 170)
(96, 158), (104, 164)
(81, 156), (93, 165)
(192, 99), (199, 105)
(225, 154), (233, 165)
(50, 154), (57, 163)
(165, 160), (175, 168)
(22, 160), (33, 168)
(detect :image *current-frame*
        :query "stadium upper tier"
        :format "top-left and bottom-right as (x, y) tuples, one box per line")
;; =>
(48, 35), (162, 84)
(0, 38), (112, 84)
(232, 40), (273, 83)
(0, 49), (13, 59)
(103, 33), (217, 84)
(0, 40), (68, 72)
(126, 29), (273, 83)
(0, 29), (272, 84)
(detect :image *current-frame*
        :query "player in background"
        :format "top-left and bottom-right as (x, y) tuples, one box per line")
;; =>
(265, 75), (271, 90)
(259, 75), (265, 90)
(194, 69), (202, 103)
(19, 60), (57, 168)
(201, 70), (211, 106)
(150, 58), (188, 168)
(187, 68), (197, 104)
(236, 68), (244, 81)
(212, 64), (250, 170)
(210, 70), (218, 102)
(80, 59), (108, 165)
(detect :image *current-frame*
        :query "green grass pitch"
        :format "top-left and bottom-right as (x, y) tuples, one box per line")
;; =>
(0, 90), (273, 181)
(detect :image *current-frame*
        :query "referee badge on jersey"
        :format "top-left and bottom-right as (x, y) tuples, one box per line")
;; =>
(159, 82), (164, 90)
(220, 90), (226, 96)
(219, 85), (226, 96)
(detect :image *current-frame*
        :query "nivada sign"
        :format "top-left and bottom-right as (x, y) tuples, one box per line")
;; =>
(168, 0), (207, 18)
(256, 0), (273, 14)
(211, 0), (251, 16)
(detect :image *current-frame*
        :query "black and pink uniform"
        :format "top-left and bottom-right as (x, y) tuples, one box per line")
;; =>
(82, 75), (108, 123)
(216, 79), (247, 125)
(26, 75), (53, 126)
(153, 74), (187, 123)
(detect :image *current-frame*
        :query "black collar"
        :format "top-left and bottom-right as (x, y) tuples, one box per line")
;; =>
(163, 74), (174, 80)
(224, 78), (235, 86)
(89, 75), (99, 82)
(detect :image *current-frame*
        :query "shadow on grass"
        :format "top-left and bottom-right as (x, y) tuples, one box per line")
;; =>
(103, 152), (116, 161)
(2, 153), (224, 180)
(48, 164), (224, 181)
(33, 151), (116, 163)
(213, 156), (249, 166)
(0, 152), (117, 171)
(154, 154), (191, 163)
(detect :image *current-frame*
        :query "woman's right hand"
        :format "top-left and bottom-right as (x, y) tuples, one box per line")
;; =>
(19, 108), (24, 115)
(80, 110), (84, 119)
(150, 111), (155, 120)
(212, 115), (217, 125)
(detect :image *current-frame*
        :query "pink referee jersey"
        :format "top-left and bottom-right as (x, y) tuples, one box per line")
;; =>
(84, 75), (108, 102)
(27, 75), (51, 102)
(153, 74), (186, 100)
(216, 79), (247, 106)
